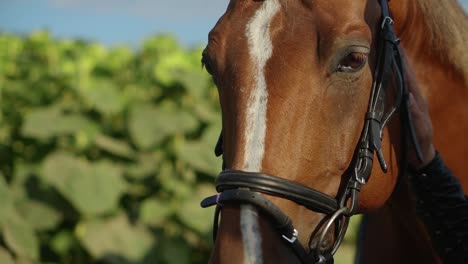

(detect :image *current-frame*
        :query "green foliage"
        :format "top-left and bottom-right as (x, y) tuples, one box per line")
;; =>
(0, 31), (220, 263)
(0, 31), (359, 264)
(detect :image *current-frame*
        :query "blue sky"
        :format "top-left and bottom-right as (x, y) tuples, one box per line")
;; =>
(1, 0), (467, 48)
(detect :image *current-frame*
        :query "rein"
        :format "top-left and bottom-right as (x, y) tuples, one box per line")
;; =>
(201, 0), (423, 263)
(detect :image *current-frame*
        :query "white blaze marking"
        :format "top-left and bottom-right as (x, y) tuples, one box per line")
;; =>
(243, 0), (280, 172)
(241, 205), (263, 264)
(240, 1), (280, 264)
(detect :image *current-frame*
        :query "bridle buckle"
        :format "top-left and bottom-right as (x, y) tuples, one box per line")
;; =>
(354, 167), (367, 185)
(282, 229), (299, 243)
(381, 16), (394, 29)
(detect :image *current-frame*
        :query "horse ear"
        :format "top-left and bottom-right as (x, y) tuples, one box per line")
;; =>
(215, 130), (223, 157)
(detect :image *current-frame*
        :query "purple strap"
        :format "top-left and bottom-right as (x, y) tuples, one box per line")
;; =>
(216, 193), (224, 206)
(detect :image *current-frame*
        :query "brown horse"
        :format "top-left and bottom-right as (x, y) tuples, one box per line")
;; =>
(201, 0), (468, 263)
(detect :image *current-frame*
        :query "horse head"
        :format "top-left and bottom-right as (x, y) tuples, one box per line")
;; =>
(201, 0), (423, 262)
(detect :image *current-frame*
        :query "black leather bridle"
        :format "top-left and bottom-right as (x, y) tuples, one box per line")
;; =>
(201, 0), (423, 263)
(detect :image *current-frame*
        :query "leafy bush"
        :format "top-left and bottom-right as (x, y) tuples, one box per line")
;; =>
(0, 31), (360, 264)
(0, 31), (221, 264)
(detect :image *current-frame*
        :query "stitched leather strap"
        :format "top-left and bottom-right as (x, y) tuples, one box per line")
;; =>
(216, 170), (339, 215)
(201, 189), (295, 238)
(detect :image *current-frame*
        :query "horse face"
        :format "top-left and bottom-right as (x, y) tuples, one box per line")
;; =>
(203, 0), (399, 256)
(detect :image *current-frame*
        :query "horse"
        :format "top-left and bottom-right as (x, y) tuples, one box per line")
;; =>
(200, 0), (468, 263)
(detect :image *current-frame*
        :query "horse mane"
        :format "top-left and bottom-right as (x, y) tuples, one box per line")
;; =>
(415, 0), (468, 83)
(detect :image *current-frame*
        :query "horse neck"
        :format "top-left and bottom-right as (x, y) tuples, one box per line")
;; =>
(412, 60), (468, 188)
(391, 0), (468, 187)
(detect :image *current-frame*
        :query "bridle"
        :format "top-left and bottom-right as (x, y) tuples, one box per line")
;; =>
(201, 0), (423, 263)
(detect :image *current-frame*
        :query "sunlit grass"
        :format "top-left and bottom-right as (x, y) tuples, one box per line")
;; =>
(334, 215), (361, 264)
(335, 244), (356, 264)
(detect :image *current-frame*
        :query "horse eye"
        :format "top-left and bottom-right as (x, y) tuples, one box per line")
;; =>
(337, 52), (368, 73)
